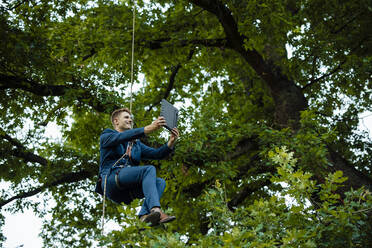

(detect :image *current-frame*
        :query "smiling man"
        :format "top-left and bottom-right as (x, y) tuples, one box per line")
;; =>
(98, 108), (179, 226)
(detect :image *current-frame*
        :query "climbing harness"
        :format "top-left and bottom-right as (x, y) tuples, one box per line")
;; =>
(114, 141), (134, 190)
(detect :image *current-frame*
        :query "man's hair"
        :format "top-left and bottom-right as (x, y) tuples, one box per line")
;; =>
(111, 108), (131, 127)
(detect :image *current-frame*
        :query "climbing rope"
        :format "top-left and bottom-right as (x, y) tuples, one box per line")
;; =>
(101, 0), (137, 236)
(129, 0), (136, 113)
(101, 152), (127, 236)
(101, 175), (108, 236)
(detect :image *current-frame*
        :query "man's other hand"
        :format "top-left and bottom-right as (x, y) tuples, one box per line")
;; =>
(168, 128), (179, 148)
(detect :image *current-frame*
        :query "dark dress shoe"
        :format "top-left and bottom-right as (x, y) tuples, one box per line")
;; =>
(159, 212), (176, 224)
(140, 211), (161, 226)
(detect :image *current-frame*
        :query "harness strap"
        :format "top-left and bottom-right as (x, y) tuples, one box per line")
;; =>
(114, 141), (134, 190)
(126, 141), (133, 160)
(115, 171), (125, 190)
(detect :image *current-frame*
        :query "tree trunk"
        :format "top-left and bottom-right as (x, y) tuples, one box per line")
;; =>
(189, 0), (372, 193)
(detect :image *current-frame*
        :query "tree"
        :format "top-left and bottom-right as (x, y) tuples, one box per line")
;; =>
(0, 0), (371, 247)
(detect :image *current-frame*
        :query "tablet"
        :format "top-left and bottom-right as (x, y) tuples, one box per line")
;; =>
(160, 99), (179, 131)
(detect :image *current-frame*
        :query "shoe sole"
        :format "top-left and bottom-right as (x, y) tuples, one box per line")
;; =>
(159, 216), (176, 224)
(144, 211), (161, 226)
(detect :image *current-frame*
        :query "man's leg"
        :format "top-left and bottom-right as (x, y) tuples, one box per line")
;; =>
(140, 177), (175, 224)
(138, 177), (166, 216)
(117, 165), (161, 214)
(117, 165), (175, 225)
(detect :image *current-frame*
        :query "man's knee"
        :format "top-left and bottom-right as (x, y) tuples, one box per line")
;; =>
(145, 165), (156, 175)
(157, 177), (166, 187)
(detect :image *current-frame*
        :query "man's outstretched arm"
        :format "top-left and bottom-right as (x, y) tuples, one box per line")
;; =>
(140, 128), (180, 160)
(100, 128), (145, 148)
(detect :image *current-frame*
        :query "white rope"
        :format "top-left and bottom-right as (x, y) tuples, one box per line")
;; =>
(101, 0), (137, 236)
(101, 175), (108, 236)
(101, 152), (127, 236)
(129, 0), (136, 113)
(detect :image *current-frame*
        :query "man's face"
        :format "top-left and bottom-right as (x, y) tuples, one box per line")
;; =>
(115, 111), (132, 131)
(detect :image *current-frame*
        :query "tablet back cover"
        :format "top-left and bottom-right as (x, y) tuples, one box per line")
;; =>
(160, 99), (179, 131)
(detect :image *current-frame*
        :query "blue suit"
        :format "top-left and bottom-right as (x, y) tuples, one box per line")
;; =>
(99, 128), (173, 216)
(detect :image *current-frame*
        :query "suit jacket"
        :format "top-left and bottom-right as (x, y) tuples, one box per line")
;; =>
(99, 128), (173, 177)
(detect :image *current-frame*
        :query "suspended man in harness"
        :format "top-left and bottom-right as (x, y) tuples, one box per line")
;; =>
(98, 107), (179, 226)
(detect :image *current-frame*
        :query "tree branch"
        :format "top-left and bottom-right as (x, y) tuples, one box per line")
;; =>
(187, 0), (278, 88)
(330, 11), (363, 35)
(0, 74), (68, 96)
(0, 74), (119, 113)
(182, 137), (272, 199)
(227, 179), (272, 210)
(188, 0), (242, 47)
(147, 49), (196, 112)
(327, 146), (372, 192)
(0, 131), (48, 166)
(164, 49), (195, 100)
(82, 48), (96, 62)
(2, 0), (29, 11)
(0, 131), (97, 208)
(179, 134), (281, 210)
(302, 60), (346, 90)
(302, 36), (367, 91)
(145, 38), (230, 50)
(0, 169), (94, 208)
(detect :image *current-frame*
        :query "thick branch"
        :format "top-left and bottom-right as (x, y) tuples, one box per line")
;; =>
(0, 74), (119, 113)
(328, 146), (372, 191)
(187, 0), (306, 122)
(188, 0), (242, 46)
(227, 179), (272, 210)
(145, 38), (230, 50)
(226, 138), (258, 161)
(0, 169), (94, 208)
(0, 131), (97, 208)
(147, 49), (196, 112)
(0, 74), (68, 96)
(82, 48), (96, 61)
(165, 49), (195, 100)
(188, 0), (268, 77)
(0, 132), (48, 166)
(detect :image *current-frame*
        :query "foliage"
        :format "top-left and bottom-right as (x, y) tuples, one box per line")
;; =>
(0, 0), (371, 247)
(100, 147), (372, 247)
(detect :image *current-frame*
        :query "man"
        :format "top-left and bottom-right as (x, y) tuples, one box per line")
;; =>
(98, 107), (179, 226)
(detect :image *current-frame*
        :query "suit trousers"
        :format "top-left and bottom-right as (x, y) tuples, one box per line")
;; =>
(103, 165), (166, 217)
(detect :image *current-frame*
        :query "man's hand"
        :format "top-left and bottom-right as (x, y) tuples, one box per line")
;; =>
(168, 128), (179, 148)
(144, 116), (167, 134)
